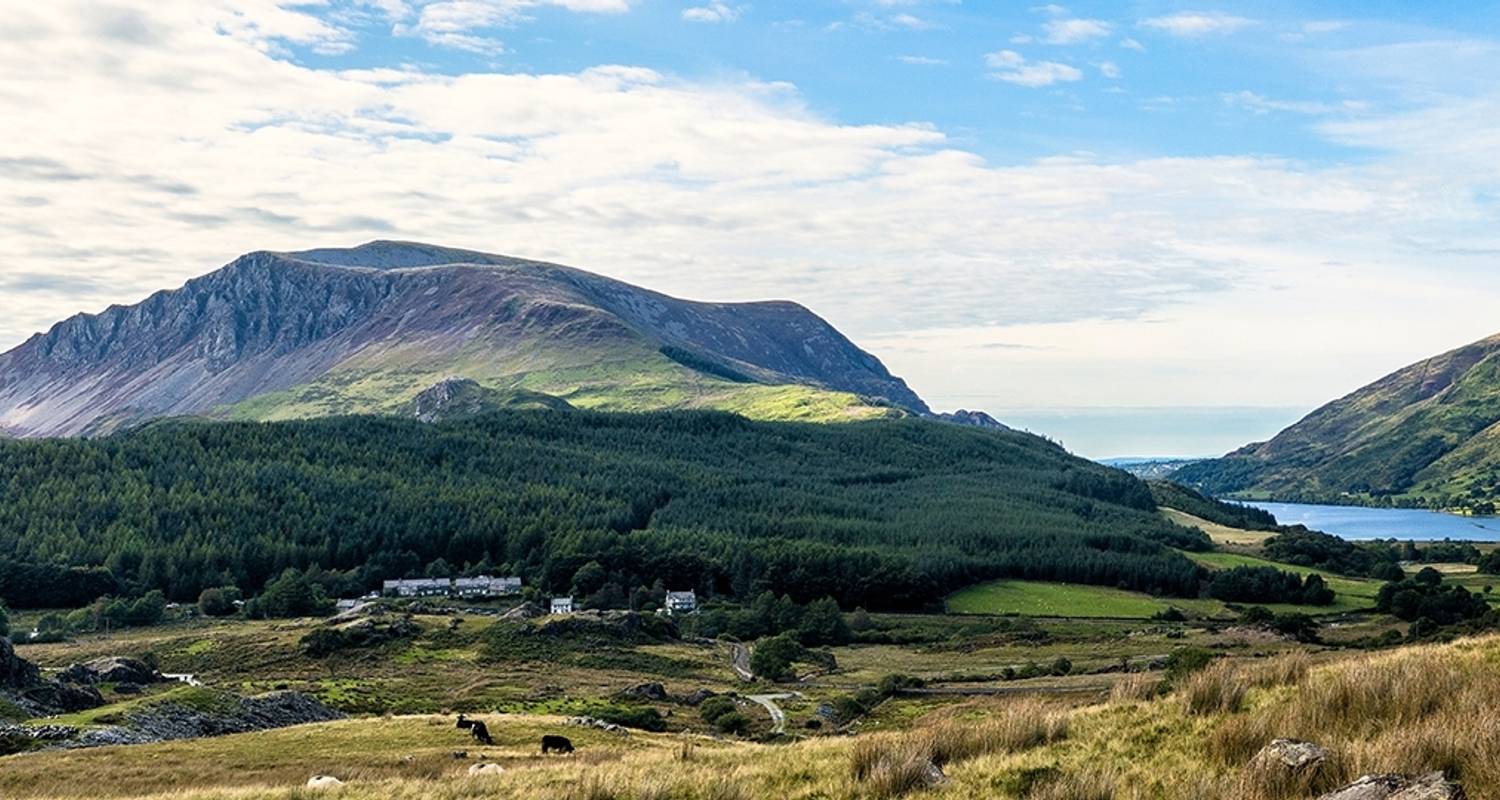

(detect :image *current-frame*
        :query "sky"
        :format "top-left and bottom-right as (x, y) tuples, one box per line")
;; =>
(3, 1), (1500, 458)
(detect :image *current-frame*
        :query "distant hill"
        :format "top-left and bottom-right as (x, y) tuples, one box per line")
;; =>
(1101, 458), (1205, 480)
(1174, 333), (1500, 513)
(0, 241), (930, 437)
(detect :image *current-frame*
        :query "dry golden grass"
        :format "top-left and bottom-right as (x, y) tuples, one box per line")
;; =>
(1106, 673), (1160, 704)
(9, 638), (1500, 800)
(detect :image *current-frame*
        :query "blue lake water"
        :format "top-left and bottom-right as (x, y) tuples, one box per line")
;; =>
(1245, 501), (1500, 542)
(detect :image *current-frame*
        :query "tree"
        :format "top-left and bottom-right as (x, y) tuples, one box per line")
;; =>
(571, 561), (607, 597)
(255, 569), (334, 619)
(1415, 567), (1443, 586)
(126, 590), (167, 626)
(197, 586), (242, 617)
(1050, 656), (1073, 676)
(798, 597), (852, 646)
(750, 633), (806, 682)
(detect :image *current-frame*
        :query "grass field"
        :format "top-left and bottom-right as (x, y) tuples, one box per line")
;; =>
(944, 580), (1227, 619)
(8, 636), (1500, 800)
(1160, 508), (1273, 547)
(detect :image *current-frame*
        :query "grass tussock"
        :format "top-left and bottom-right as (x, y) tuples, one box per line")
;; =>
(1108, 674), (1160, 704)
(850, 701), (1071, 797)
(1023, 768), (1119, 800)
(1178, 661), (1247, 716)
(1240, 653), (1310, 690)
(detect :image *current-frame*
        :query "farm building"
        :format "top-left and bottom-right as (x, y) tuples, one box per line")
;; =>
(550, 597), (575, 614)
(665, 590), (697, 615)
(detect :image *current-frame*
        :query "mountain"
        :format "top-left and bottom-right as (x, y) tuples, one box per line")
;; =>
(0, 241), (930, 437)
(1173, 332), (1500, 512)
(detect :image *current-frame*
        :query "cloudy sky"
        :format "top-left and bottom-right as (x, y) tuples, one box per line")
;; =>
(3, 1), (1499, 457)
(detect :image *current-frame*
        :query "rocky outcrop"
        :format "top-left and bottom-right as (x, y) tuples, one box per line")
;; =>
(1318, 773), (1465, 800)
(0, 638), (105, 717)
(59, 656), (163, 686)
(936, 409), (1010, 430)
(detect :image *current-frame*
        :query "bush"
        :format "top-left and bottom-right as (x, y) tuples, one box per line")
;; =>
(596, 705), (667, 732)
(713, 711), (751, 735)
(698, 696), (738, 724)
(250, 569), (334, 619)
(1164, 646), (1216, 685)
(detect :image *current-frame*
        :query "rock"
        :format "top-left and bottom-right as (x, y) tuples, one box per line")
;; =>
(65, 657), (163, 686)
(615, 682), (669, 703)
(0, 638), (41, 689)
(468, 762), (505, 777)
(919, 761), (948, 788)
(500, 602), (545, 621)
(934, 410), (1010, 430)
(114, 682), (144, 695)
(681, 688), (717, 707)
(1253, 739), (1329, 771)
(1318, 773), (1465, 800)
(306, 775), (344, 789)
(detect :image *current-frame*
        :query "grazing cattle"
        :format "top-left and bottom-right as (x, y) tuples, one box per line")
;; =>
(541, 734), (575, 755)
(456, 714), (495, 745)
(306, 775), (344, 789)
(468, 763), (506, 777)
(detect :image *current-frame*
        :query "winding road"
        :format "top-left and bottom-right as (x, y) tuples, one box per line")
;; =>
(728, 642), (754, 682)
(745, 692), (800, 734)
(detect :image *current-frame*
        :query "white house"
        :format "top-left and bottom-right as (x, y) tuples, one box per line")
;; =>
(382, 578), (449, 597)
(665, 590), (697, 615)
(453, 576), (523, 598)
(550, 596), (575, 614)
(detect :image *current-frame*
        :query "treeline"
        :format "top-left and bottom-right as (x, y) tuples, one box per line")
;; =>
(1205, 566), (1334, 606)
(0, 411), (1209, 611)
(1148, 481), (1278, 531)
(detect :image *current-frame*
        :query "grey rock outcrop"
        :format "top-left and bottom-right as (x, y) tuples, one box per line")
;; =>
(1253, 739), (1329, 771)
(1318, 773), (1465, 800)
(60, 656), (163, 686)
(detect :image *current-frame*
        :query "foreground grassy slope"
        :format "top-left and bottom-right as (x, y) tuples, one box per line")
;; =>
(8, 636), (1498, 800)
(1174, 332), (1500, 512)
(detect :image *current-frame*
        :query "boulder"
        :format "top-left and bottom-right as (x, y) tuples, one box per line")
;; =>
(615, 682), (669, 703)
(468, 762), (506, 777)
(66, 657), (163, 686)
(500, 602), (545, 621)
(919, 761), (948, 788)
(681, 688), (717, 707)
(1318, 773), (1465, 800)
(1253, 739), (1329, 771)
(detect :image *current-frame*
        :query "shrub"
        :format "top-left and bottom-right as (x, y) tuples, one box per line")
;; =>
(713, 711), (751, 735)
(1163, 646), (1216, 685)
(698, 696), (738, 724)
(596, 705), (667, 732)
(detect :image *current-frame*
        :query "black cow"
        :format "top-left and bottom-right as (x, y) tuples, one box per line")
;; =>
(541, 735), (575, 755)
(456, 714), (495, 745)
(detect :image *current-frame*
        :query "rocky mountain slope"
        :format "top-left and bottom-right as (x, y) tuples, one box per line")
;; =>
(0, 242), (930, 437)
(1174, 332), (1500, 511)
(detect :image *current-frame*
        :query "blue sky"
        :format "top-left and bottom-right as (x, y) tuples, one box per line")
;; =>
(3, 1), (1500, 456)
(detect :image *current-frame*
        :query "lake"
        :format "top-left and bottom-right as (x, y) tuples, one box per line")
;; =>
(1245, 501), (1500, 542)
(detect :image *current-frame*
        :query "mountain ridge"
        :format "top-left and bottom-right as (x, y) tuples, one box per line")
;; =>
(0, 241), (930, 437)
(1173, 331), (1500, 512)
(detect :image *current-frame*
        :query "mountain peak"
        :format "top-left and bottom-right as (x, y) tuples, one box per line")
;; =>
(0, 243), (928, 437)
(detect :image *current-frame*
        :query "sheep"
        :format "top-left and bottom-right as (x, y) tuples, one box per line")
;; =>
(306, 775), (344, 789)
(468, 763), (506, 777)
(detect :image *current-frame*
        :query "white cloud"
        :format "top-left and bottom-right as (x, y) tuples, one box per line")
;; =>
(682, 2), (743, 23)
(1098, 61), (1120, 78)
(1043, 18), (1112, 44)
(1223, 91), (1367, 115)
(985, 49), (1083, 87)
(1140, 11), (1255, 37)
(897, 55), (948, 66)
(396, 0), (635, 51)
(1119, 37), (1145, 52)
(5, 1), (1500, 426)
